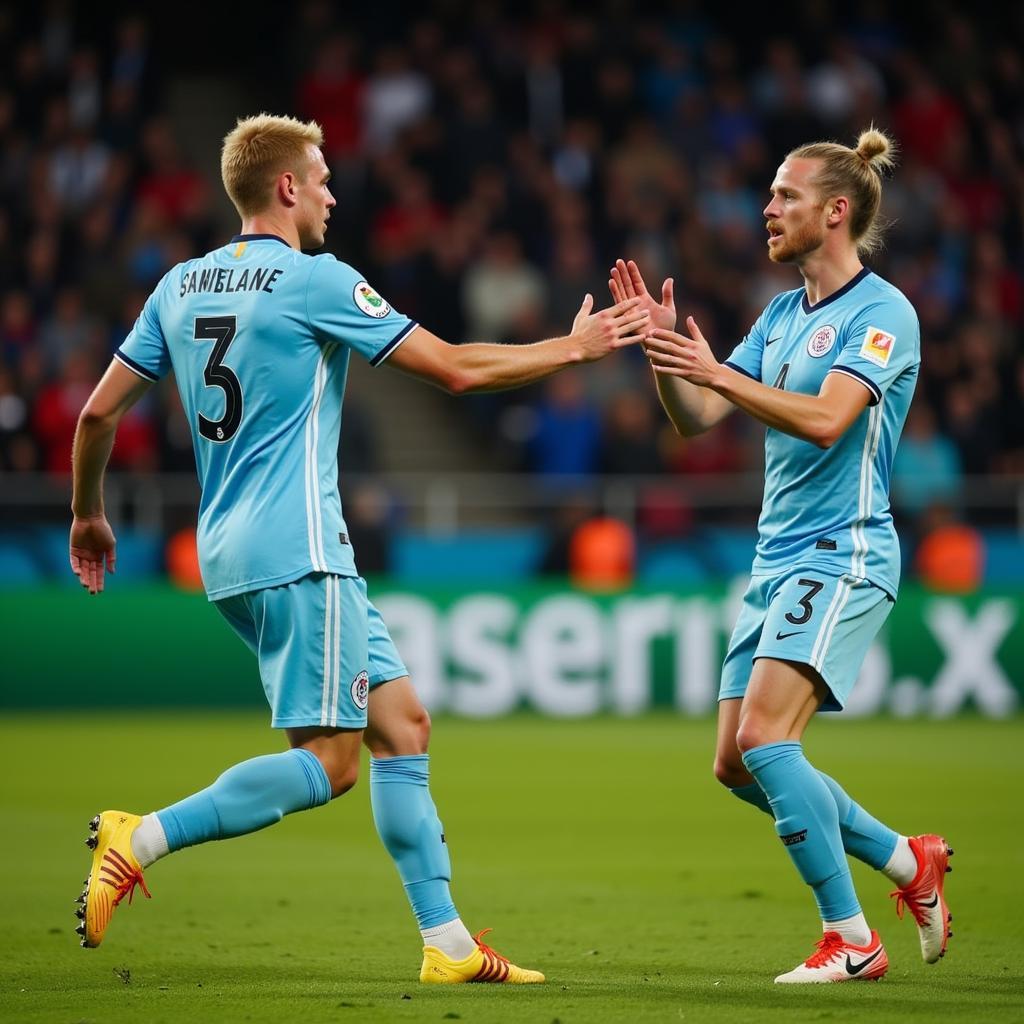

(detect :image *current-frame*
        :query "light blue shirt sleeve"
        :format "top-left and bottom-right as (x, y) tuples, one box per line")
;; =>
(723, 306), (769, 381)
(305, 256), (418, 365)
(115, 277), (171, 381)
(829, 299), (919, 405)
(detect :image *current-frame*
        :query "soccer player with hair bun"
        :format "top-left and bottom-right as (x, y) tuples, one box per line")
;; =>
(70, 113), (649, 983)
(614, 127), (955, 983)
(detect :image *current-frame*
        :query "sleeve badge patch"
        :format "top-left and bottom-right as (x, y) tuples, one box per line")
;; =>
(859, 325), (896, 368)
(353, 281), (391, 319)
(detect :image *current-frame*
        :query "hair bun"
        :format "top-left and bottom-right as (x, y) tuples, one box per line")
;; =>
(855, 126), (897, 173)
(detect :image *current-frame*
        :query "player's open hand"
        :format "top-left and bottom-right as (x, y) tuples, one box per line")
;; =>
(70, 514), (116, 595)
(644, 317), (722, 388)
(609, 259), (676, 332)
(570, 293), (649, 361)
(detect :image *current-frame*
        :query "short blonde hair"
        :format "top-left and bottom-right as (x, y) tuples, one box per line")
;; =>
(221, 113), (324, 217)
(789, 126), (898, 257)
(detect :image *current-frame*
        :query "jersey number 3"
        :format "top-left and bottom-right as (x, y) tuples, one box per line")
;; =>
(195, 316), (242, 443)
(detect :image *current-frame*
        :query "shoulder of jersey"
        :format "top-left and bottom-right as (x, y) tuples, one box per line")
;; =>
(159, 259), (193, 293)
(309, 252), (359, 275)
(862, 272), (919, 320)
(768, 285), (806, 314)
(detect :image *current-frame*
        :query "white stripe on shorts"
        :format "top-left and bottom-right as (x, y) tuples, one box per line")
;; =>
(320, 573), (334, 726)
(329, 575), (342, 726)
(810, 576), (855, 673)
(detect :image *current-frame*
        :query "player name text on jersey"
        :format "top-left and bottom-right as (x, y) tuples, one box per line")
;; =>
(179, 266), (284, 297)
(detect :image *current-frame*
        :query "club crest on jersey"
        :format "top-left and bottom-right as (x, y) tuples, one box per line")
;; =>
(860, 325), (896, 367)
(353, 281), (391, 318)
(806, 325), (836, 357)
(351, 670), (369, 710)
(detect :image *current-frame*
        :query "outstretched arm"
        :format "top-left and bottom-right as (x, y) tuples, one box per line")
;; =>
(645, 322), (871, 448)
(385, 294), (648, 394)
(70, 360), (152, 594)
(609, 258), (734, 436)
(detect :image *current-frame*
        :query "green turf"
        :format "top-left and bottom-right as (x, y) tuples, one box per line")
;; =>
(1, 713), (1021, 1023)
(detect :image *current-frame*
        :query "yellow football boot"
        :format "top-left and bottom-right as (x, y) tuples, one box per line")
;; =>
(75, 811), (151, 948)
(420, 929), (544, 984)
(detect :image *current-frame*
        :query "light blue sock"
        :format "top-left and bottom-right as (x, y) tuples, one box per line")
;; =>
(157, 748), (332, 852)
(817, 772), (899, 870)
(741, 741), (861, 921)
(731, 774), (899, 871)
(370, 755), (457, 930)
(730, 781), (773, 815)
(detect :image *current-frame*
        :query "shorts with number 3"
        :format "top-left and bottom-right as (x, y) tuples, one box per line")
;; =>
(719, 568), (894, 711)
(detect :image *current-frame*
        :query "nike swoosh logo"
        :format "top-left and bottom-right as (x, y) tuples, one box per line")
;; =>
(775, 630), (804, 640)
(846, 948), (883, 975)
(922, 893), (939, 908)
(766, 337), (782, 345)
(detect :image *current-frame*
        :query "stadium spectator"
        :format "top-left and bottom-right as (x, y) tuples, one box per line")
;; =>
(32, 348), (99, 474)
(0, 366), (32, 471)
(48, 123), (111, 214)
(892, 399), (963, 517)
(527, 373), (602, 478)
(361, 45), (431, 155)
(39, 287), (102, 373)
(462, 231), (546, 343)
(0, 290), (35, 366)
(598, 390), (664, 476)
(135, 120), (211, 242)
(297, 34), (365, 163)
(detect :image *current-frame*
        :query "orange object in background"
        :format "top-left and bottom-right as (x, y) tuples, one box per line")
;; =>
(568, 516), (635, 591)
(166, 527), (204, 591)
(915, 522), (985, 594)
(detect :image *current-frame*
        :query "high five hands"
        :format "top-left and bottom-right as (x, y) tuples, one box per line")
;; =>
(569, 291), (650, 361)
(609, 258), (723, 389)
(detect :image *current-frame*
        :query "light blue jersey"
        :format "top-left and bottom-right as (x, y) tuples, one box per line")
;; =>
(116, 234), (417, 599)
(724, 268), (919, 598)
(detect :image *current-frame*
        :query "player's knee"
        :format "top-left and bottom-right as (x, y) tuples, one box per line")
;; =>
(411, 705), (431, 752)
(713, 754), (751, 789)
(734, 719), (772, 755)
(308, 744), (360, 798)
(366, 703), (431, 757)
(326, 758), (359, 798)
(392, 705), (430, 755)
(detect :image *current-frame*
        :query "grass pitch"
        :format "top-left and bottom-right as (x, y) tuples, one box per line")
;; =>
(1, 712), (1021, 1024)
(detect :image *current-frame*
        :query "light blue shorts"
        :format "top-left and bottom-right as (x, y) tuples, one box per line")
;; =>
(215, 573), (408, 729)
(719, 568), (894, 711)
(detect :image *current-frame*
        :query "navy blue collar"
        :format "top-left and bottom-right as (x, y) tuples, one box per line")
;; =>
(230, 233), (292, 248)
(802, 266), (871, 314)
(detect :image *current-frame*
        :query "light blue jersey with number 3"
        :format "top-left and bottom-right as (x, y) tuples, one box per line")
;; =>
(723, 268), (920, 598)
(116, 234), (417, 600)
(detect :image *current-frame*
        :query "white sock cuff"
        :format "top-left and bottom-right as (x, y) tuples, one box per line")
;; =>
(131, 813), (170, 868)
(421, 916), (465, 941)
(420, 917), (476, 960)
(882, 835), (917, 887)
(823, 911), (872, 947)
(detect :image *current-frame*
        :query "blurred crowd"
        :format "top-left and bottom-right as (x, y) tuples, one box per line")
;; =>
(1, 2), (1022, 536)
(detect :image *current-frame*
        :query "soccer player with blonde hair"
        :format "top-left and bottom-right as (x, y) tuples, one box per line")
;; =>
(613, 128), (954, 983)
(70, 113), (649, 983)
